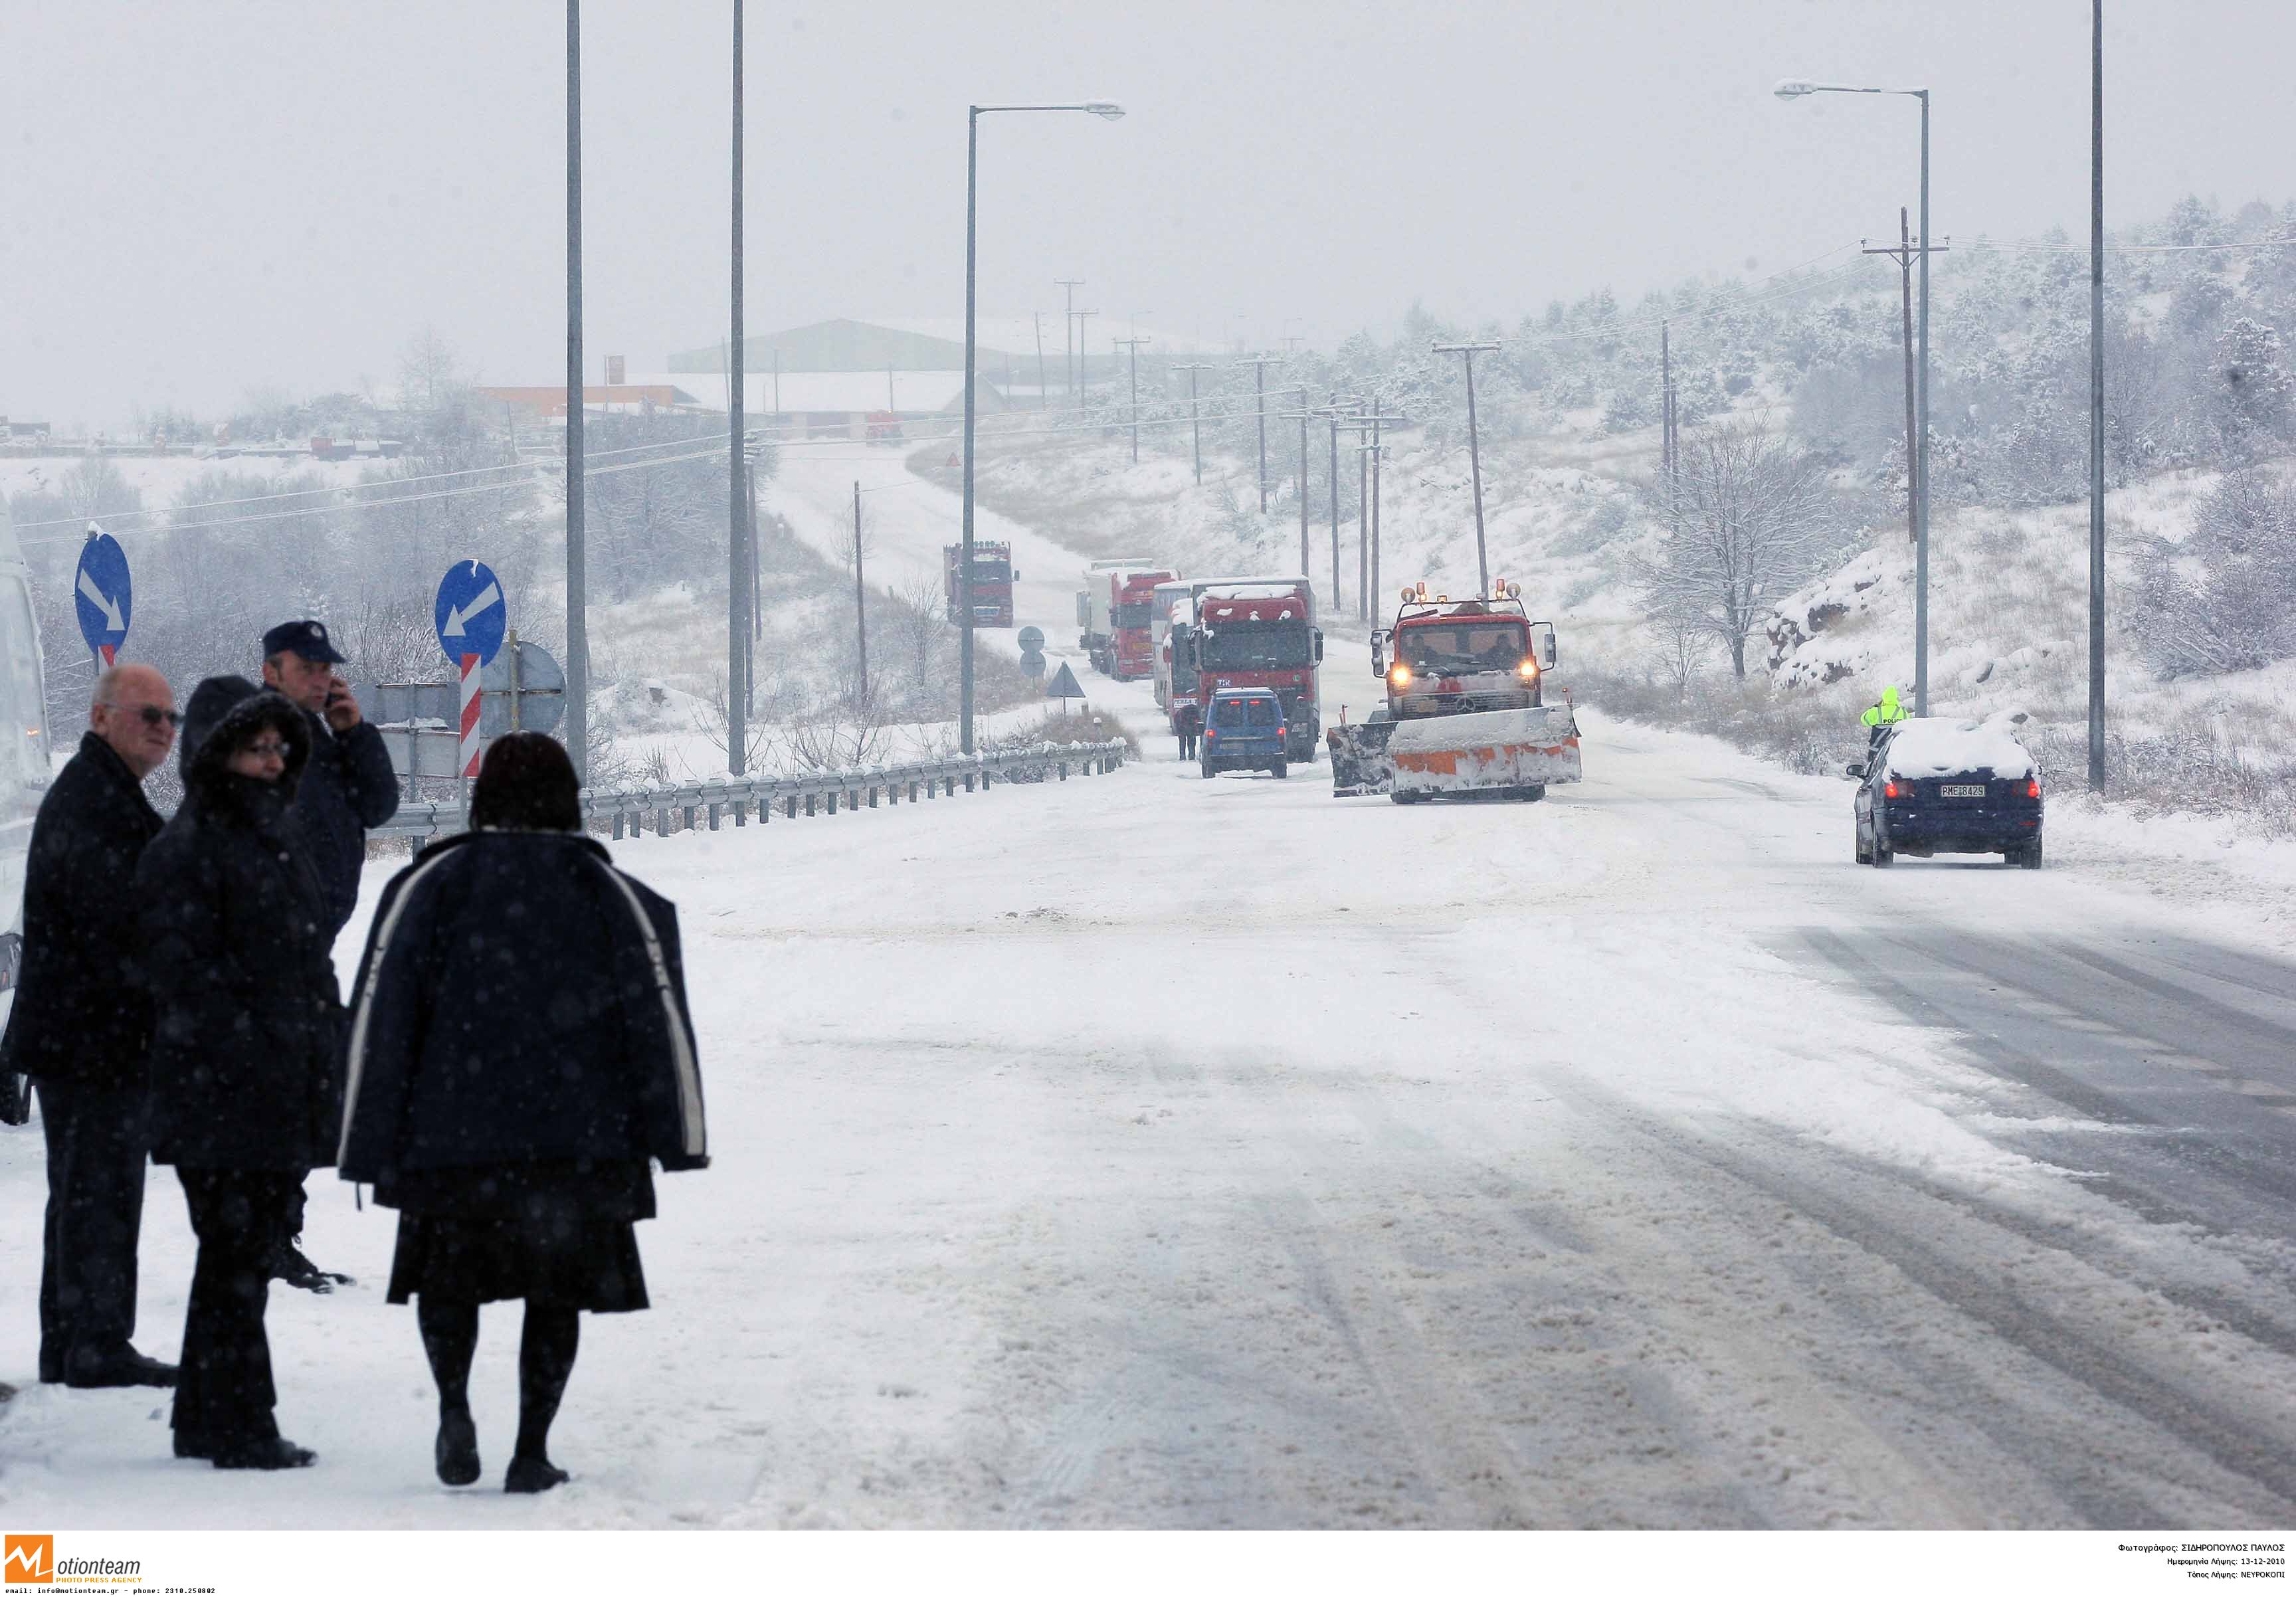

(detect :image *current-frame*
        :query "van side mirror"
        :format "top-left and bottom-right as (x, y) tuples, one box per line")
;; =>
(1543, 633), (1559, 670)
(1012, 569), (1021, 582)
(1313, 629), (1325, 663)
(1074, 593), (1088, 626)
(1844, 763), (1866, 780)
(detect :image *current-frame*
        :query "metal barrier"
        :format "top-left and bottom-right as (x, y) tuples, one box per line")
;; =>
(373, 738), (1130, 846)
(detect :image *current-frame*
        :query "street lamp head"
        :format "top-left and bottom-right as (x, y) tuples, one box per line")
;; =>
(1084, 102), (1125, 120)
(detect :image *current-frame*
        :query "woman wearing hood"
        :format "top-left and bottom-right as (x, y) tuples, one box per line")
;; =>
(135, 676), (341, 1470)
(339, 732), (706, 1494)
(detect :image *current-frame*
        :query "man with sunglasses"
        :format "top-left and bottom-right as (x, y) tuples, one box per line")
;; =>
(2, 663), (179, 1388)
(258, 620), (398, 1295)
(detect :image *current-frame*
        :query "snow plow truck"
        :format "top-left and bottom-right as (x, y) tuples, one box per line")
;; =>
(1327, 581), (1581, 802)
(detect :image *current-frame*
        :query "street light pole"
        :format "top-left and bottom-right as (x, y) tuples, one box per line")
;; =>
(1432, 342), (1500, 598)
(726, 0), (749, 776)
(1776, 75), (1933, 714)
(2087, 0), (2107, 793)
(564, 0), (587, 781)
(961, 101), (1123, 757)
(1057, 278), (1083, 403)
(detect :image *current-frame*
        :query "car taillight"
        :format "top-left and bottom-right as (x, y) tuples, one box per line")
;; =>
(1883, 779), (1904, 799)
(1205, 727), (1217, 739)
(2026, 779), (2041, 798)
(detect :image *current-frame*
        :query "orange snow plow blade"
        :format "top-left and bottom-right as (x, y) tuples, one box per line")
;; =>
(1388, 705), (1581, 801)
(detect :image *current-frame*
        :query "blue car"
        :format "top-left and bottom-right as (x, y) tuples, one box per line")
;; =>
(1201, 688), (1290, 779)
(1850, 717), (2044, 868)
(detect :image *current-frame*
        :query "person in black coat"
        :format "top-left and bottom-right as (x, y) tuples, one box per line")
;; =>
(258, 618), (397, 1293)
(2, 663), (177, 1388)
(136, 677), (342, 1470)
(339, 733), (706, 1495)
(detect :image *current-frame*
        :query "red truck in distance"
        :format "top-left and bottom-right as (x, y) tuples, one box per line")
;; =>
(1078, 566), (1175, 678)
(944, 541), (1018, 628)
(1181, 579), (1323, 762)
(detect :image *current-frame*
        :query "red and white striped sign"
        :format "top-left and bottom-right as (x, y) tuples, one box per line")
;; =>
(458, 652), (482, 778)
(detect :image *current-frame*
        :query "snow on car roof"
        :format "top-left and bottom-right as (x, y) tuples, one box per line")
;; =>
(1882, 717), (2036, 780)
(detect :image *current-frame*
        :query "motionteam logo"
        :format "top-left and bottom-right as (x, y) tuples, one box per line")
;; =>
(2, 1537), (48, 1584)
(3, 1536), (140, 1588)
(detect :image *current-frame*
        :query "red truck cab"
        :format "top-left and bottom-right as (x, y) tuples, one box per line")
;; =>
(1187, 581), (1323, 760)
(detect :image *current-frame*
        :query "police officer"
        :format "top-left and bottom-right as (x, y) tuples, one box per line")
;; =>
(1860, 684), (1908, 752)
(258, 619), (399, 1291)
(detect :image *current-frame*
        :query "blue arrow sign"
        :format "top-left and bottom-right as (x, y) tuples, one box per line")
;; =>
(434, 560), (506, 666)
(74, 529), (132, 659)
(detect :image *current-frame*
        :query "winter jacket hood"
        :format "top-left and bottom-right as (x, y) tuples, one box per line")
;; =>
(337, 828), (707, 1189)
(179, 678), (310, 801)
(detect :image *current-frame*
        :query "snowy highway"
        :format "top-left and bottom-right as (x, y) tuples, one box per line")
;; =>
(11, 689), (2296, 1527)
(9, 454), (2296, 1530)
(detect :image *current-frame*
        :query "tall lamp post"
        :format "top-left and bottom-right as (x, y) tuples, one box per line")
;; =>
(1776, 74), (1932, 715)
(2086, 0), (2107, 793)
(565, 0), (587, 781)
(1432, 341), (1500, 599)
(727, 0), (749, 775)
(962, 100), (1123, 755)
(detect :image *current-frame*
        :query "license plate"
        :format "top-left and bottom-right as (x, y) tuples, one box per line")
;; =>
(1940, 783), (1984, 798)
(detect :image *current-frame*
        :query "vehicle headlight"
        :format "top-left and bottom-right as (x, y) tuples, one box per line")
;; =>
(1388, 664), (1412, 688)
(1517, 658), (1539, 680)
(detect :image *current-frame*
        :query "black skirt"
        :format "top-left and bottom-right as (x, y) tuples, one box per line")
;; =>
(381, 1159), (654, 1313)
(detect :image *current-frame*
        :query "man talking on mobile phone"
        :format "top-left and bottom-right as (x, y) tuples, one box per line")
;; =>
(259, 618), (399, 1293)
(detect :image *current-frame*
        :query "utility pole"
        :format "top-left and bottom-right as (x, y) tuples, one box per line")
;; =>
(1341, 412), (1407, 623)
(726, 0), (749, 775)
(564, 0), (587, 781)
(1033, 311), (1048, 409)
(852, 480), (869, 704)
(1174, 363), (1214, 484)
(1863, 211), (1947, 551)
(1313, 398), (1363, 616)
(886, 362), (896, 412)
(1114, 335), (1151, 462)
(1056, 278), (1084, 403)
(1280, 387), (1311, 577)
(1234, 352), (1280, 514)
(1074, 310), (1099, 402)
(1433, 341), (1500, 597)
(2088, 0), (2107, 793)
(772, 345), (780, 416)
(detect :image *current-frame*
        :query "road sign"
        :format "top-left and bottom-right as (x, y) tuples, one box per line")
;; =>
(433, 561), (507, 666)
(1016, 626), (1045, 651)
(479, 640), (567, 736)
(73, 529), (131, 664)
(1019, 650), (1046, 679)
(1044, 661), (1084, 703)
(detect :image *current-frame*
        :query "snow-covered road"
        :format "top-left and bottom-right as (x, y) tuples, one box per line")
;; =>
(8, 452), (2296, 1530)
(10, 707), (2296, 1529)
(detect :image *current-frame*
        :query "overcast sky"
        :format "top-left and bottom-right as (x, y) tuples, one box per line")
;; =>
(5, 0), (2287, 430)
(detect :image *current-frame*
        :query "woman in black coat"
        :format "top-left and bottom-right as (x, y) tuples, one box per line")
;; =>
(135, 677), (341, 1470)
(338, 733), (706, 1494)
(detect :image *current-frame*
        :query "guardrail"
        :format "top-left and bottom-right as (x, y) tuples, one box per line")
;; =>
(373, 738), (1129, 848)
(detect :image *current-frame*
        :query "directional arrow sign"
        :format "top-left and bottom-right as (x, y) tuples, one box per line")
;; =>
(433, 560), (507, 666)
(73, 530), (132, 662)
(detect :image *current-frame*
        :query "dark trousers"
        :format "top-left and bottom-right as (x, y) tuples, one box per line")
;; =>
(174, 1169), (298, 1448)
(36, 1077), (149, 1381)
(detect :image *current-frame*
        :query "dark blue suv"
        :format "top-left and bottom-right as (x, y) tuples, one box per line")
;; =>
(1201, 689), (1289, 779)
(1850, 717), (2044, 868)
